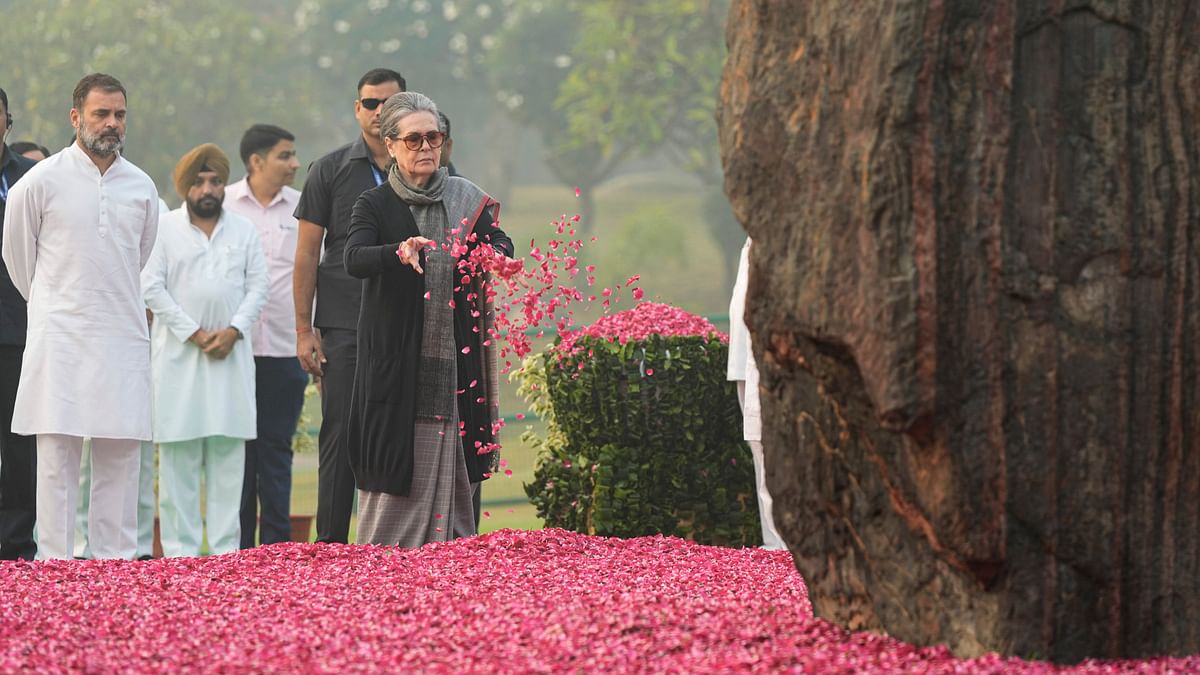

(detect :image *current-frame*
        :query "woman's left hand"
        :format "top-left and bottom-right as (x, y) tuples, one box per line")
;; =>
(397, 236), (436, 274)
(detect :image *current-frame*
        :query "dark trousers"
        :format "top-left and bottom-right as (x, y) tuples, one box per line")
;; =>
(316, 327), (357, 543)
(240, 356), (309, 548)
(0, 345), (36, 560)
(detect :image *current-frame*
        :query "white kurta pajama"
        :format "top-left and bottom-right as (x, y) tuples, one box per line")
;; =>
(1, 142), (160, 560)
(74, 440), (157, 559)
(75, 197), (174, 560)
(142, 207), (268, 556)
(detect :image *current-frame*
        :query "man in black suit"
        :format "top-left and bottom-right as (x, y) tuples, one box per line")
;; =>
(293, 68), (406, 543)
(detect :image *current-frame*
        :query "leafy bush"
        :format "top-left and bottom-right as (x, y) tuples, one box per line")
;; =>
(522, 303), (761, 546)
(513, 352), (593, 532)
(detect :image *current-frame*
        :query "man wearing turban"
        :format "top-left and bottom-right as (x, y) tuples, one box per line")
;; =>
(142, 143), (269, 556)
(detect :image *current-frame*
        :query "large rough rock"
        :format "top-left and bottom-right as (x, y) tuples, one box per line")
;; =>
(717, 0), (1199, 663)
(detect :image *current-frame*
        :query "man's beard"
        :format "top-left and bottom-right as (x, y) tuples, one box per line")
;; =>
(187, 195), (222, 219)
(78, 125), (123, 157)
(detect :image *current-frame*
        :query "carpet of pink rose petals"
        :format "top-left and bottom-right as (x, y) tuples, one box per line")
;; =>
(0, 529), (1194, 673)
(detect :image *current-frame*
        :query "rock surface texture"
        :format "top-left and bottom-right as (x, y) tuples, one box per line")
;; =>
(717, 0), (1199, 663)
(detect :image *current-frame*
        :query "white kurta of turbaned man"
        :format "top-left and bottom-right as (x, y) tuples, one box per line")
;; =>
(142, 207), (269, 444)
(1, 143), (160, 440)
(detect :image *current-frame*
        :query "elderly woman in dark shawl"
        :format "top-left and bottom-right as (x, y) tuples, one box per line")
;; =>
(344, 91), (513, 546)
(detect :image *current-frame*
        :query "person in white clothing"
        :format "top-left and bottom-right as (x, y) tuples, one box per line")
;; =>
(76, 195), (172, 560)
(143, 144), (268, 557)
(727, 237), (786, 550)
(223, 124), (308, 548)
(0, 73), (159, 560)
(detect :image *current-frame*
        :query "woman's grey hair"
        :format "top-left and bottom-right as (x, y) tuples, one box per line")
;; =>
(379, 91), (442, 140)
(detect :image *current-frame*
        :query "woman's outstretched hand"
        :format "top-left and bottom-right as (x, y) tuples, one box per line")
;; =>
(397, 236), (436, 274)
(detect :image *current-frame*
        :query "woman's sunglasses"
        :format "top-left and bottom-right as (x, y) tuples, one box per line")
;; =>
(396, 131), (446, 151)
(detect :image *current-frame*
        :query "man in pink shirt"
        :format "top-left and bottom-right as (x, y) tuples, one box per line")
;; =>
(223, 124), (307, 547)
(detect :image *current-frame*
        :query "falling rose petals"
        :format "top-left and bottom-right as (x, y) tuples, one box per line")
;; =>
(574, 186), (581, 197)
(447, 206), (649, 385)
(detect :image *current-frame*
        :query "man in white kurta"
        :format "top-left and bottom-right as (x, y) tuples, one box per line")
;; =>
(143, 144), (268, 557)
(727, 237), (786, 550)
(0, 74), (159, 560)
(75, 198), (171, 560)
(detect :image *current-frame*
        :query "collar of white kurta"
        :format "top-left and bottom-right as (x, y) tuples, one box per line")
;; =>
(64, 140), (128, 177)
(164, 205), (238, 240)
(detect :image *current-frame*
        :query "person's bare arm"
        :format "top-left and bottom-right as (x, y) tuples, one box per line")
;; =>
(294, 219), (326, 376)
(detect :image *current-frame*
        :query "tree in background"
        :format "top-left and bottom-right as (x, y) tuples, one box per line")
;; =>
(0, 0), (320, 201)
(556, 0), (737, 278)
(289, 0), (731, 240)
(0, 0), (736, 277)
(286, 0), (525, 202)
(483, 0), (631, 231)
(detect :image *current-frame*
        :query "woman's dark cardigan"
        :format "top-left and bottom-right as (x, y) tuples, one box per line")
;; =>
(343, 181), (513, 496)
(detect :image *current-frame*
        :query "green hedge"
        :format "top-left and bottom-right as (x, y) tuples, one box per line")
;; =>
(521, 333), (761, 546)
